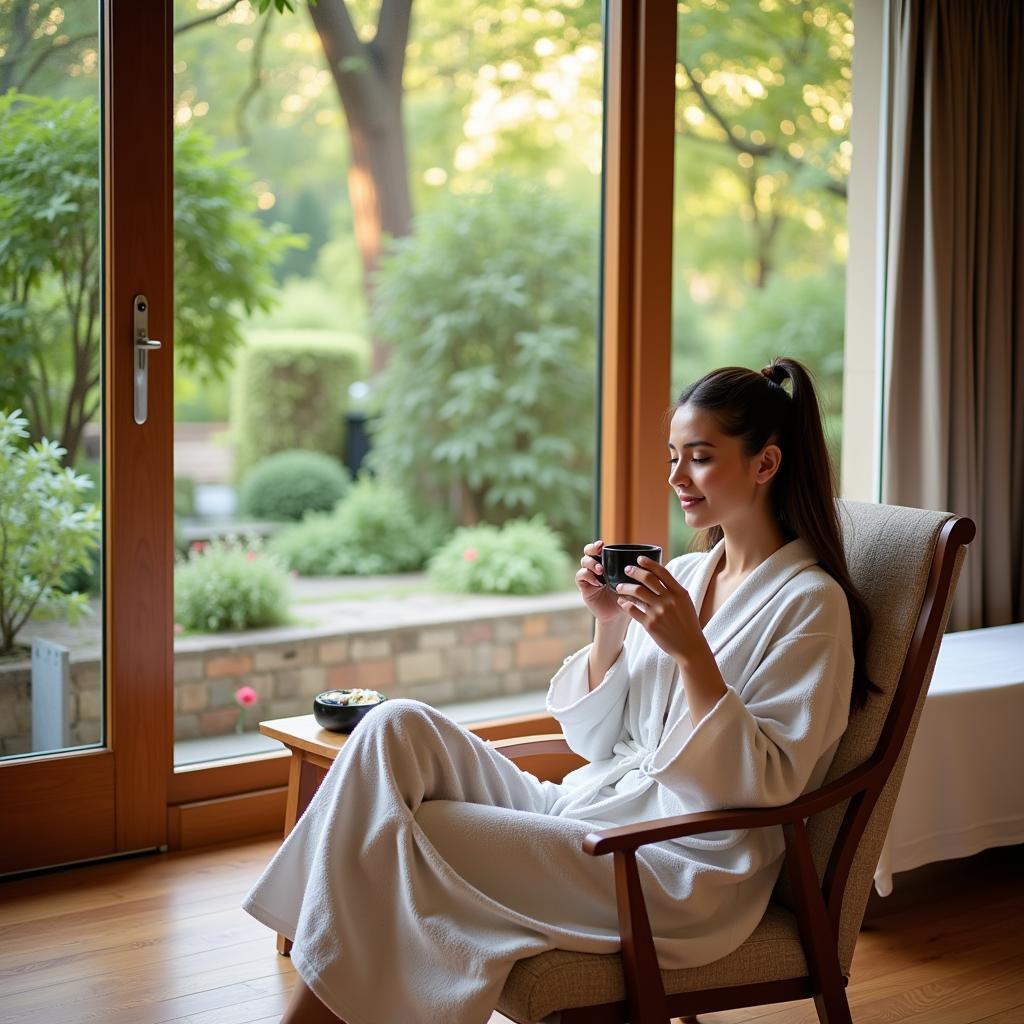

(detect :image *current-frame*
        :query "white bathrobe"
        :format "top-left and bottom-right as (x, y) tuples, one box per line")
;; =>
(242, 536), (854, 1024)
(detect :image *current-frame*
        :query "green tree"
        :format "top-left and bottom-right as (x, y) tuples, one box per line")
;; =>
(367, 179), (597, 549)
(3, 0), (606, 370)
(0, 92), (298, 463)
(0, 409), (100, 655)
(176, 0), (604, 368)
(675, 0), (852, 293)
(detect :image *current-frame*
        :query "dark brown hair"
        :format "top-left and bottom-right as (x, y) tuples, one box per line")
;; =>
(675, 357), (881, 711)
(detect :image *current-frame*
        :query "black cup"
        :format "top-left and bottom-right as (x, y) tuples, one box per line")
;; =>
(600, 544), (663, 590)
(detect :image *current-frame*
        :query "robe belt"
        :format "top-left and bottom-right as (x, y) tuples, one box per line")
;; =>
(607, 747), (657, 781)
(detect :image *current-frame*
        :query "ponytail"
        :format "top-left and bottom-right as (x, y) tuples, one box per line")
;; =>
(675, 358), (882, 712)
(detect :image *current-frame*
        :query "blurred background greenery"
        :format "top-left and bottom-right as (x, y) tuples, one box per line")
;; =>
(1, 0), (851, 582)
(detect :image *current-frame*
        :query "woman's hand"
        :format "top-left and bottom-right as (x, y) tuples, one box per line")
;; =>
(616, 556), (728, 726)
(575, 540), (629, 624)
(614, 556), (704, 661)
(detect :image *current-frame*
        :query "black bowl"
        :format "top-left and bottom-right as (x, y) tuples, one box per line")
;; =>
(313, 690), (387, 733)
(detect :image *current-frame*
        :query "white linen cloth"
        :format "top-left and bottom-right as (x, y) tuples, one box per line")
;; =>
(873, 621), (1024, 896)
(242, 537), (854, 1024)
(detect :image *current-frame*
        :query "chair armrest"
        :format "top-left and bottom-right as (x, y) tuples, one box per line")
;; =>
(583, 754), (885, 855)
(488, 734), (574, 760)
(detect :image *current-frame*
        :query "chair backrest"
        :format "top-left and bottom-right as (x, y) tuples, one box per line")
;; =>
(771, 500), (973, 973)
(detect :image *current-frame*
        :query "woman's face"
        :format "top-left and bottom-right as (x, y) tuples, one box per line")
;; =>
(667, 402), (779, 532)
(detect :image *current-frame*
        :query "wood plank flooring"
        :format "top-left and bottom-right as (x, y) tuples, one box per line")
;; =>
(0, 837), (1020, 1023)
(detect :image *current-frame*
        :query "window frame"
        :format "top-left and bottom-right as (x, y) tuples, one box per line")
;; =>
(167, 0), (882, 846)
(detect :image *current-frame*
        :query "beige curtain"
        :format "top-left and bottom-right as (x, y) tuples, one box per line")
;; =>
(882, 0), (1023, 630)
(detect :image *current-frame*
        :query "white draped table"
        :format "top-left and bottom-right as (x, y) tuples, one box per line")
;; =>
(874, 622), (1024, 896)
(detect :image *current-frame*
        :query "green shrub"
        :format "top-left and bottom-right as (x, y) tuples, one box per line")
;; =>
(0, 410), (100, 654)
(231, 329), (367, 482)
(427, 517), (572, 596)
(174, 476), (196, 519)
(366, 177), (597, 553)
(268, 475), (450, 576)
(238, 449), (351, 522)
(174, 537), (290, 633)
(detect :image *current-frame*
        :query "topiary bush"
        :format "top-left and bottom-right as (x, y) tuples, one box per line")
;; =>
(231, 329), (367, 483)
(427, 517), (573, 596)
(238, 449), (351, 522)
(268, 475), (450, 576)
(174, 537), (290, 633)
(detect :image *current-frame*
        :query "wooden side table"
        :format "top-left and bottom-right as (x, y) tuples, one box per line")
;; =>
(259, 710), (579, 955)
(258, 715), (350, 955)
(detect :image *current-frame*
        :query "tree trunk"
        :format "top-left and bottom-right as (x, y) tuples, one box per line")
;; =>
(346, 110), (413, 373)
(309, 0), (414, 374)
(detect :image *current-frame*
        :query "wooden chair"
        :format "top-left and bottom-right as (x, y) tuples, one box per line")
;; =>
(489, 501), (976, 1024)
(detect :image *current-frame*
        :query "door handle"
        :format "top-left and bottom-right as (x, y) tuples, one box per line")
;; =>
(133, 294), (161, 425)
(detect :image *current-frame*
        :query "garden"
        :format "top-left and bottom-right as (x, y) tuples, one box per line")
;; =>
(0, 0), (852, 759)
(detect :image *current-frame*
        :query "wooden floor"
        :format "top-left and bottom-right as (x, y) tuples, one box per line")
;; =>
(0, 838), (1021, 1024)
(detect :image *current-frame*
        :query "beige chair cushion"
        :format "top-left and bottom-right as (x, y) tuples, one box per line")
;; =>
(783, 501), (965, 971)
(497, 904), (808, 1021)
(498, 501), (968, 1021)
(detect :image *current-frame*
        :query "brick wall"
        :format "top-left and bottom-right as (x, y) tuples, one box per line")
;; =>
(0, 601), (593, 753)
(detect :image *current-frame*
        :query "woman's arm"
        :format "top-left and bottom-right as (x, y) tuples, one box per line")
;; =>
(588, 617), (630, 691)
(611, 556), (726, 722)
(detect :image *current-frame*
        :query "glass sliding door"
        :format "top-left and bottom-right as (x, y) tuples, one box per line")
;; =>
(0, 3), (104, 760)
(168, 0), (603, 770)
(0, 0), (173, 874)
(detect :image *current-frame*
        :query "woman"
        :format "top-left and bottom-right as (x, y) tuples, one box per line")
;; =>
(244, 357), (876, 1024)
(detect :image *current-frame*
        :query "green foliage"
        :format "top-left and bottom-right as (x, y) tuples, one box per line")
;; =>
(173, 128), (304, 384)
(0, 91), (300, 463)
(268, 475), (450, 576)
(724, 270), (846, 402)
(174, 537), (290, 633)
(427, 517), (572, 596)
(0, 93), (99, 432)
(244, 267), (367, 335)
(174, 357), (232, 422)
(367, 178), (597, 550)
(239, 449), (351, 522)
(0, 410), (101, 654)
(231, 330), (367, 482)
(674, 0), (851, 295)
(174, 476), (196, 519)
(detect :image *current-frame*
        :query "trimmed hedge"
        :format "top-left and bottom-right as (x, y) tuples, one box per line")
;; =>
(238, 449), (351, 522)
(231, 329), (367, 483)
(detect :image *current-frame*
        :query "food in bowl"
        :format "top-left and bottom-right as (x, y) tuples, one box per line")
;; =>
(313, 688), (387, 732)
(318, 688), (385, 707)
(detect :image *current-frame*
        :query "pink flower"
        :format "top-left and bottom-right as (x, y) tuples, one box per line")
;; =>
(191, 541), (205, 553)
(246, 550), (257, 561)
(235, 685), (258, 707)
(462, 547), (479, 562)
(173, 623), (184, 634)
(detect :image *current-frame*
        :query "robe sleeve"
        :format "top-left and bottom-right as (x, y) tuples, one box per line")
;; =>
(545, 641), (630, 762)
(646, 629), (853, 810)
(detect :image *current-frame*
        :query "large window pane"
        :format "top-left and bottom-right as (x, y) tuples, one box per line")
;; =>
(0, 2), (104, 759)
(670, 0), (852, 555)
(171, 0), (603, 765)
